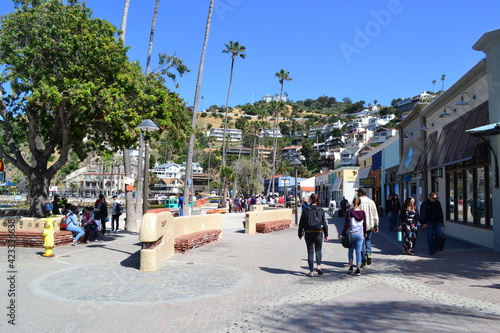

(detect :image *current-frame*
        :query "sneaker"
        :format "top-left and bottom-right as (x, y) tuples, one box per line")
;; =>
(361, 261), (367, 268)
(86, 240), (90, 244)
(317, 268), (323, 275)
(347, 265), (353, 274)
(71, 241), (79, 246)
(366, 254), (372, 265)
(354, 268), (361, 276)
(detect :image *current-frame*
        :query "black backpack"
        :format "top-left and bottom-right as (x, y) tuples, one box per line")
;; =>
(116, 202), (123, 215)
(306, 206), (323, 230)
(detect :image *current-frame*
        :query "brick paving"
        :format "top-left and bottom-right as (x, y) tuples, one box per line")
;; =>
(1, 210), (499, 332)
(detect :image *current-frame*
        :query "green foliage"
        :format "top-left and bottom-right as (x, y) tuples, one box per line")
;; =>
(0, 0), (191, 215)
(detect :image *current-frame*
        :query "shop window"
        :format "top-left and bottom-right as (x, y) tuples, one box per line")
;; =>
(466, 169), (474, 224)
(457, 171), (464, 222)
(447, 172), (455, 221)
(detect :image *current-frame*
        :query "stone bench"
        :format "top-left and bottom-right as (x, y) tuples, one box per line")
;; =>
(0, 230), (73, 247)
(255, 219), (292, 233)
(174, 229), (221, 253)
(139, 208), (223, 272)
(245, 208), (293, 234)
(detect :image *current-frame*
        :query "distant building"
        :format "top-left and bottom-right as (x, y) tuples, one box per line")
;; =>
(281, 146), (302, 161)
(208, 128), (243, 142)
(394, 91), (438, 112)
(262, 94), (287, 103)
(260, 128), (282, 138)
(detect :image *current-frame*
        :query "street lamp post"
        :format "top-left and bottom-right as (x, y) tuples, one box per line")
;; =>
(136, 119), (159, 215)
(290, 158), (302, 226)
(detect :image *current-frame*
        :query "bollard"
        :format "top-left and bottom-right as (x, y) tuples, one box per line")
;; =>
(42, 218), (55, 257)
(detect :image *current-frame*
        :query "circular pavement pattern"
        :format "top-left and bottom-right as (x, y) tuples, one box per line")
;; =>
(29, 261), (249, 305)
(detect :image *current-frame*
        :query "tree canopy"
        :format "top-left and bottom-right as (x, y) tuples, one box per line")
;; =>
(0, 0), (191, 216)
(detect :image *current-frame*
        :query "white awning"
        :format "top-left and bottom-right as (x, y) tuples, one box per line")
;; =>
(332, 177), (342, 191)
(353, 167), (371, 188)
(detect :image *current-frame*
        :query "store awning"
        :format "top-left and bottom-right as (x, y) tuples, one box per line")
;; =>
(415, 131), (437, 173)
(354, 167), (371, 188)
(332, 177), (342, 191)
(396, 140), (423, 175)
(428, 102), (489, 169)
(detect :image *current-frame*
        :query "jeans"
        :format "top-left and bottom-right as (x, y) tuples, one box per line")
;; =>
(348, 233), (364, 266)
(389, 211), (399, 230)
(304, 232), (323, 272)
(66, 224), (84, 242)
(361, 230), (373, 262)
(85, 224), (98, 241)
(425, 223), (443, 254)
(111, 214), (120, 231)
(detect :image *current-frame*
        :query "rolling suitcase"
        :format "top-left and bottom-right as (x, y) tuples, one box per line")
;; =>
(436, 226), (446, 251)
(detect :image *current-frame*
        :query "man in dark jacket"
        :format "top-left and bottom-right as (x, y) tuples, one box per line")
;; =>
(386, 194), (401, 232)
(420, 192), (445, 255)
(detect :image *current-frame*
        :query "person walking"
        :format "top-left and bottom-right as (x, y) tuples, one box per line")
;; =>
(357, 188), (379, 267)
(339, 196), (349, 217)
(341, 197), (367, 276)
(111, 195), (122, 233)
(420, 192), (445, 255)
(387, 194), (401, 232)
(399, 196), (421, 255)
(298, 193), (329, 277)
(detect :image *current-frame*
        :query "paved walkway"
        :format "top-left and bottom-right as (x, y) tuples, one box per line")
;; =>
(1, 210), (499, 332)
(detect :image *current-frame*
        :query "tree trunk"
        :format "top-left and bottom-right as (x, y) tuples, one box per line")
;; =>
(146, 0), (161, 75)
(120, 0), (131, 42)
(28, 170), (52, 217)
(120, 0), (137, 231)
(183, 0), (214, 216)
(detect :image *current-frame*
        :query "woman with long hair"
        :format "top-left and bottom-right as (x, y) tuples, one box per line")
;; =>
(298, 193), (329, 277)
(399, 196), (422, 255)
(341, 197), (366, 276)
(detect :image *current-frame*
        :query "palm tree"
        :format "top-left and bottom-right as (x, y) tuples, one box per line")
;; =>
(441, 74), (446, 91)
(221, 41), (246, 168)
(432, 80), (436, 93)
(183, 0), (215, 216)
(145, 0), (161, 75)
(219, 41), (246, 208)
(268, 69), (292, 194)
(119, 0), (137, 230)
(120, 0), (131, 42)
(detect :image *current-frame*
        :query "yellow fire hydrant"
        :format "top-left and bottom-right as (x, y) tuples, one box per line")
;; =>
(42, 218), (55, 257)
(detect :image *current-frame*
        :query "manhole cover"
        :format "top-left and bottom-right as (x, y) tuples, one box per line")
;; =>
(425, 280), (444, 285)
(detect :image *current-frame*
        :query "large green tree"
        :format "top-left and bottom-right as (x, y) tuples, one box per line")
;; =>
(0, 0), (190, 216)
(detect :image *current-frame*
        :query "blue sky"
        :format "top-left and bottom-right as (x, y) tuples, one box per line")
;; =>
(2, 0), (500, 110)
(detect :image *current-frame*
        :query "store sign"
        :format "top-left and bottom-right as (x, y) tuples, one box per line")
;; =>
(359, 178), (374, 187)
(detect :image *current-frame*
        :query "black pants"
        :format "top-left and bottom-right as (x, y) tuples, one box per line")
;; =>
(304, 232), (323, 272)
(111, 214), (120, 231)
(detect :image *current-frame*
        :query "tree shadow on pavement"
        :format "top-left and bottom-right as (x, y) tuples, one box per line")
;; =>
(233, 299), (500, 332)
(398, 250), (500, 280)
